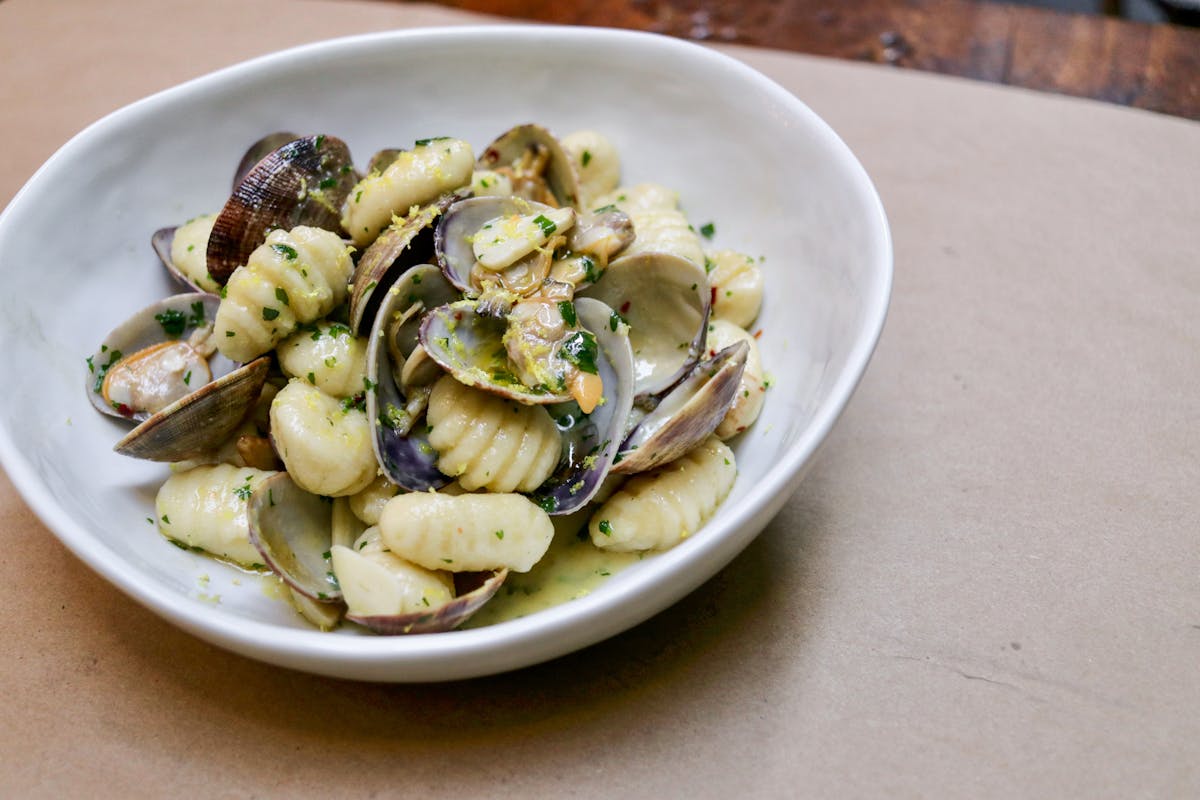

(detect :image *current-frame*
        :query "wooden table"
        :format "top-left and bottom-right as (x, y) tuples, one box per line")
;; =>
(421, 0), (1200, 119)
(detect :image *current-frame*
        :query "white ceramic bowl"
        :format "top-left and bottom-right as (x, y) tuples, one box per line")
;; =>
(0, 26), (890, 681)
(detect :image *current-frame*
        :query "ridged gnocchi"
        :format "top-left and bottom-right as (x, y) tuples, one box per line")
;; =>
(269, 378), (377, 497)
(331, 528), (455, 617)
(426, 375), (561, 493)
(707, 319), (766, 439)
(156, 464), (277, 566)
(707, 249), (764, 328)
(341, 137), (474, 246)
(169, 213), (219, 292)
(562, 130), (621, 208)
(276, 320), (368, 398)
(589, 437), (736, 551)
(215, 226), (354, 362)
(379, 492), (555, 573)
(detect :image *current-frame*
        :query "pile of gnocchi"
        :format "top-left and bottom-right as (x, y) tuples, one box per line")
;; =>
(85, 124), (767, 634)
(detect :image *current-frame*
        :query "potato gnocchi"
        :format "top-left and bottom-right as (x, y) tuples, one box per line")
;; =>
(88, 124), (770, 635)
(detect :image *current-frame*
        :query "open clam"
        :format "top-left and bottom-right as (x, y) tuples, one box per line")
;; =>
(365, 265), (459, 491)
(347, 192), (464, 335)
(577, 251), (710, 399)
(435, 195), (565, 297)
(476, 124), (581, 209)
(527, 297), (635, 514)
(206, 134), (357, 285)
(344, 567), (509, 636)
(612, 340), (748, 474)
(87, 293), (231, 421)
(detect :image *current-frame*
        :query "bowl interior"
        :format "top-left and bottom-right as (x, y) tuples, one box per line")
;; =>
(0, 26), (890, 681)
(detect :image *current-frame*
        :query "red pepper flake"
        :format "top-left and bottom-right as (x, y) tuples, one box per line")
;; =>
(710, 286), (718, 306)
(619, 300), (631, 314)
(753, 329), (763, 339)
(115, 403), (134, 418)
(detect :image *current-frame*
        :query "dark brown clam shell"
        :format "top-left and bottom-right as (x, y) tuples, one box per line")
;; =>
(347, 569), (508, 635)
(231, 131), (299, 189)
(206, 134), (356, 285)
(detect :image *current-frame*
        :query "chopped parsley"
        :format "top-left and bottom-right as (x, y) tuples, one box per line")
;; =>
(275, 287), (290, 306)
(494, 530), (505, 540)
(154, 308), (187, 338)
(598, 520), (613, 537)
(262, 307), (280, 321)
(271, 243), (298, 260)
(560, 331), (598, 375)
(582, 150), (592, 167)
(558, 300), (577, 327)
(699, 222), (716, 239)
(532, 214), (557, 236)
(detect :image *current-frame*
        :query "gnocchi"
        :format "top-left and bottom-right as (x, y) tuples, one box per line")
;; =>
(215, 226), (354, 362)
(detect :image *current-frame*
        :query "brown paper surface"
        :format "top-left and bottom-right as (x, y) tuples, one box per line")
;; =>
(1, 0), (1197, 797)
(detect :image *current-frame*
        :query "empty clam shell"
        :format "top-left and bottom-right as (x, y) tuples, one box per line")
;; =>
(577, 251), (710, 399)
(348, 192), (463, 335)
(366, 265), (457, 491)
(346, 569), (509, 635)
(612, 340), (748, 475)
(207, 134), (356, 285)
(247, 472), (342, 603)
(528, 297), (635, 514)
(477, 123), (581, 209)
(113, 356), (270, 462)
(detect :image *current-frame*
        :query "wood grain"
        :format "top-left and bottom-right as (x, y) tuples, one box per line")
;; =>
(415, 0), (1200, 119)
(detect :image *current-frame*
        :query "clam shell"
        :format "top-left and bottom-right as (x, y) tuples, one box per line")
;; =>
(112, 356), (270, 462)
(420, 300), (573, 405)
(247, 472), (343, 603)
(577, 251), (710, 399)
(86, 293), (231, 421)
(347, 569), (508, 635)
(365, 266), (457, 491)
(207, 134), (356, 285)
(434, 195), (557, 293)
(612, 340), (748, 475)
(477, 124), (581, 209)
(232, 131), (300, 189)
(528, 297), (635, 514)
(348, 192), (463, 335)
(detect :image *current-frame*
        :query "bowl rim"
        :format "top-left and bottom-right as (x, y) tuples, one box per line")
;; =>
(0, 23), (892, 681)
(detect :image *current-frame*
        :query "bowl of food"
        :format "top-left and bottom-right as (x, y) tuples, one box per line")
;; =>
(0, 25), (890, 681)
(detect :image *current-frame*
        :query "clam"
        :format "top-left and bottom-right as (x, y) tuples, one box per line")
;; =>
(206, 134), (357, 285)
(435, 195), (566, 297)
(527, 297), (635, 514)
(151, 132), (304, 291)
(577, 251), (711, 399)
(612, 340), (748, 475)
(87, 293), (231, 420)
(476, 124), (581, 209)
(348, 192), (465, 335)
(365, 265), (459, 491)
(420, 299), (571, 405)
(232, 131), (301, 188)
(247, 472), (342, 603)
(113, 356), (270, 462)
